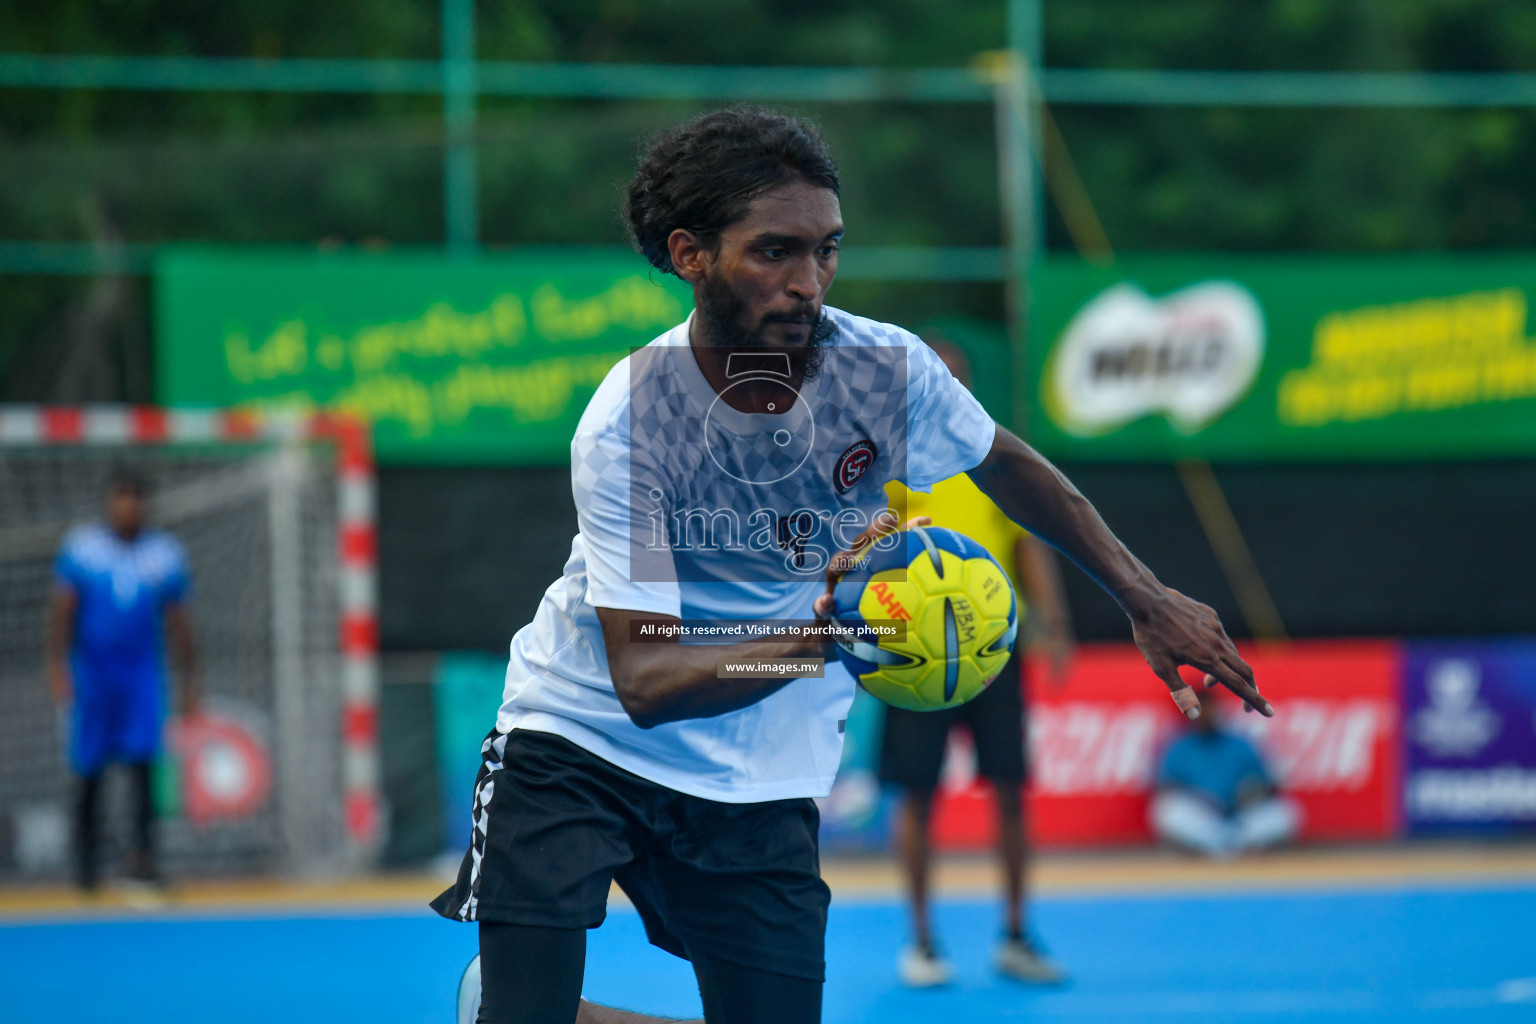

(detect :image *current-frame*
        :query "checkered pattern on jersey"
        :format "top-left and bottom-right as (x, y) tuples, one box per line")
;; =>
(621, 309), (912, 587)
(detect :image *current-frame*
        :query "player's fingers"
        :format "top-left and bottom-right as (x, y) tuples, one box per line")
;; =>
(1150, 657), (1200, 720)
(1209, 656), (1263, 712)
(1200, 641), (1264, 711)
(858, 511), (924, 553)
(827, 513), (894, 583)
(825, 512), (927, 591)
(824, 536), (865, 588)
(1207, 660), (1274, 717)
(858, 511), (924, 552)
(1205, 671), (1257, 713)
(865, 507), (904, 542)
(1168, 681), (1200, 719)
(813, 593), (834, 618)
(824, 544), (868, 592)
(1219, 648), (1257, 688)
(1204, 665), (1258, 694)
(1219, 651), (1264, 709)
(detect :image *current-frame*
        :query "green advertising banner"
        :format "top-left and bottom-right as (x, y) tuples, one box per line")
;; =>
(1029, 254), (1536, 460)
(916, 315), (1014, 426)
(156, 249), (692, 463)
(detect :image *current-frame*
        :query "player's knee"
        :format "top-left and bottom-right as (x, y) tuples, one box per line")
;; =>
(993, 781), (1023, 818)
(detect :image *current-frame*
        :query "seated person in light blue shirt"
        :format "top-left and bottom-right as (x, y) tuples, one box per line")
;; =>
(1150, 686), (1300, 859)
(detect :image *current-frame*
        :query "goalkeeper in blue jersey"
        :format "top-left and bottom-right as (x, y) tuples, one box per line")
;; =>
(46, 472), (198, 892)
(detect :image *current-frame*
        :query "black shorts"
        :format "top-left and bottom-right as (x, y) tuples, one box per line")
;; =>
(878, 649), (1026, 790)
(431, 728), (830, 982)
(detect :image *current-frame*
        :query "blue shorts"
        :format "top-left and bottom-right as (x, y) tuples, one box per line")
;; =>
(70, 668), (164, 776)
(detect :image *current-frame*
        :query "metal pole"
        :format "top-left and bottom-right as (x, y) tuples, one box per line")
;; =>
(19, 54), (1536, 108)
(442, 0), (478, 255)
(267, 443), (317, 871)
(1008, 0), (1046, 262)
(998, 0), (1043, 436)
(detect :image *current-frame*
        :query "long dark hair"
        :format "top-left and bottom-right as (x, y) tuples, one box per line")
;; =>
(624, 107), (840, 275)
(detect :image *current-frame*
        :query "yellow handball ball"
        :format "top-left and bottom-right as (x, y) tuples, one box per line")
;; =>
(830, 525), (1019, 711)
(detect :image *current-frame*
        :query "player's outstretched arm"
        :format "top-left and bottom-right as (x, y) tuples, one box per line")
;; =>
(965, 424), (1272, 719)
(1019, 533), (1075, 684)
(595, 607), (826, 729)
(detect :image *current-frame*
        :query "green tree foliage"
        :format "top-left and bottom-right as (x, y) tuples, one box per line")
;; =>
(1048, 1), (1536, 250)
(6, 0), (1536, 397)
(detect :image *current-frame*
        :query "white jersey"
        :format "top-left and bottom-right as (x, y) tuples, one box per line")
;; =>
(496, 306), (996, 802)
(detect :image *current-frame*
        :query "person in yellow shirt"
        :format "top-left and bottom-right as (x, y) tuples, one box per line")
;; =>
(880, 340), (1075, 988)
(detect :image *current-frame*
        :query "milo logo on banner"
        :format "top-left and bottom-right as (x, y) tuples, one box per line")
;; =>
(1042, 281), (1265, 437)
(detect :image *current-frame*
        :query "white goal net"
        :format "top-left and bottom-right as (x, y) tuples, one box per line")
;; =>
(0, 407), (380, 880)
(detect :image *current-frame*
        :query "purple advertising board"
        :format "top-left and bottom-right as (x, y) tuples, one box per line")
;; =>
(1403, 640), (1536, 833)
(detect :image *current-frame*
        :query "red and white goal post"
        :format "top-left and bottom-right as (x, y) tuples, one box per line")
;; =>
(0, 406), (380, 877)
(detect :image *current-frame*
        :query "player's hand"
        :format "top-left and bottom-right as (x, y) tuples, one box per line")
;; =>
(813, 512), (932, 618)
(1130, 584), (1272, 719)
(47, 663), (72, 706)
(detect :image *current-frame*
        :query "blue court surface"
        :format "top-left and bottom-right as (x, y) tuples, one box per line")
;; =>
(3, 883), (1533, 1023)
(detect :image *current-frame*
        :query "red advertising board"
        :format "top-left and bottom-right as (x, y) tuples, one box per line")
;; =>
(930, 640), (1402, 849)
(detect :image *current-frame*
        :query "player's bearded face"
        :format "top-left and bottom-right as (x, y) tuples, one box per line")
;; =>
(696, 268), (836, 380)
(691, 180), (842, 381)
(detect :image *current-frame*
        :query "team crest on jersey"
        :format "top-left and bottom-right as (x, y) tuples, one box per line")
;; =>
(833, 440), (878, 493)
